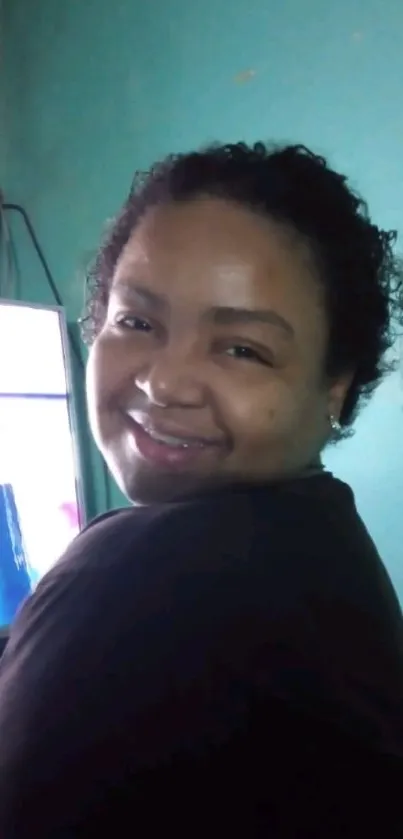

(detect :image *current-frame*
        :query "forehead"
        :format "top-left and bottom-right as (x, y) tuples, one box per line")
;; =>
(114, 197), (322, 316)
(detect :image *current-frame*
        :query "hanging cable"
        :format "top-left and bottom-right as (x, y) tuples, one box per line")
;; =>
(0, 199), (17, 299)
(2, 202), (84, 370)
(1, 201), (112, 512)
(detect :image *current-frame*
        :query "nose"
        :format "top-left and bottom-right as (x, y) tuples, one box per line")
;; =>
(135, 348), (207, 408)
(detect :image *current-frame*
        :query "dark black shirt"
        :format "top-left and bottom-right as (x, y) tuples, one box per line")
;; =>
(0, 473), (402, 837)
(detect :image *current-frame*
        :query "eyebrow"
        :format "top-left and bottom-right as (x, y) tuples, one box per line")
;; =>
(211, 306), (294, 336)
(112, 281), (294, 338)
(112, 281), (165, 311)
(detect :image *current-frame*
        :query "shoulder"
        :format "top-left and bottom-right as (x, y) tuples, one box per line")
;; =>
(1, 492), (258, 655)
(0, 482), (313, 666)
(37, 472), (390, 586)
(53, 487), (268, 577)
(67, 472), (349, 553)
(6, 473), (400, 648)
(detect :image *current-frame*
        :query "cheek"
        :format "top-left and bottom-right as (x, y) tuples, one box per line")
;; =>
(86, 332), (128, 407)
(86, 339), (104, 409)
(218, 378), (296, 440)
(219, 374), (321, 453)
(85, 341), (105, 440)
(86, 334), (123, 438)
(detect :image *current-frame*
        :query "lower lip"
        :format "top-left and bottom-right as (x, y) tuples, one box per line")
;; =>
(125, 419), (223, 469)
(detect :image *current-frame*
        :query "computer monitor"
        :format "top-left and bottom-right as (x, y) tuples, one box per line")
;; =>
(0, 300), (85, 638)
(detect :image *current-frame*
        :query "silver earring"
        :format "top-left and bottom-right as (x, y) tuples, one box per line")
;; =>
(329, 414), (341, 434)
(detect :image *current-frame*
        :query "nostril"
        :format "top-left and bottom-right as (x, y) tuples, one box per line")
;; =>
(135, 359), (206, 409)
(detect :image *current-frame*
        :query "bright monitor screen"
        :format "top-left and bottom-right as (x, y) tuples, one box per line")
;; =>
(0, 300), (85, 634)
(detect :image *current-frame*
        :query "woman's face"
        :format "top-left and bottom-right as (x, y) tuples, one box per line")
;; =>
(87, 197), (349, 503)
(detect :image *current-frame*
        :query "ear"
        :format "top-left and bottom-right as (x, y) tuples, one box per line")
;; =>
(327, 372), (354, 423)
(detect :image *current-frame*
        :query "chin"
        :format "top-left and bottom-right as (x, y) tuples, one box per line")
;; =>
(115, 462), (222, 506)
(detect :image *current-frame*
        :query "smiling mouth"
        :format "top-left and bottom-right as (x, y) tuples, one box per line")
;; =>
(140, 427), (206, 448)
(124, 413), (228, 467)
(125, 412), (226, 447)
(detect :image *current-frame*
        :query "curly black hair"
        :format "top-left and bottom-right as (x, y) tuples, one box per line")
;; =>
(83, 142), (403, 436)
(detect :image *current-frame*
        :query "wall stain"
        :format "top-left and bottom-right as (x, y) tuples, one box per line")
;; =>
(234, 69), (256, 84)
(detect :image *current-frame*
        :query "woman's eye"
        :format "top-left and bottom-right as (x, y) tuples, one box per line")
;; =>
(115, 315), (153, 333)
(225, 345), (271, 366)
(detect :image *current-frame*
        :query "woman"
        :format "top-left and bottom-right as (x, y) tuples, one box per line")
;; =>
(1, 142), (402, 836)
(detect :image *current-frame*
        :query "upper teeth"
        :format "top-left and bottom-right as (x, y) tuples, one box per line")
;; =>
(147, 429), (191, 448)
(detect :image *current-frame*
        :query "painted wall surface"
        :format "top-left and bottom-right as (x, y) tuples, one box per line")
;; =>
(2, 0), (402, 595)
(0, 0), (10, 187)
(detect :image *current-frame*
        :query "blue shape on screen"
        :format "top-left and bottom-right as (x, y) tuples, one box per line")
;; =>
(0, 483), (34, 628)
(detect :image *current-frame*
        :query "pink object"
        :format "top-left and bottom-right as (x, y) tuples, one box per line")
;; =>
(59, 502), (79, 531)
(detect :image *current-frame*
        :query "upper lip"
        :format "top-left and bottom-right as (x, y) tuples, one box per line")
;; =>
(125, 411), (226, 446)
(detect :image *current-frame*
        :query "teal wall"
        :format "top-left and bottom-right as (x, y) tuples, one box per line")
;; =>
(0, 0), (8, 186)
(2, 0), (402, 593)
